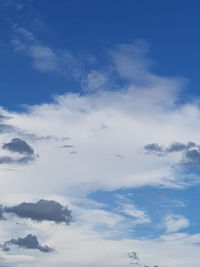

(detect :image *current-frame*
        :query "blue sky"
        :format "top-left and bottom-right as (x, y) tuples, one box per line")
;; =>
(1, 1), (200, 266)
(1, 0), (200, 108)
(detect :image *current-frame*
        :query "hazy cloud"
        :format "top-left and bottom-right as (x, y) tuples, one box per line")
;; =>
(0, 124), (15, 134)
(2, 234), (53, 253)
(4, 199), (72, 224)
(11, 27), (82, 80)
(0, 113), (10, 122)
(0, 155), (35, 165)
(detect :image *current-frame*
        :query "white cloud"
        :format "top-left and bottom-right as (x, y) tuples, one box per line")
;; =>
(163, 214), (190, 233)
(11, 27), (82, 78)
(2, 40), (200, 266)
(82, 70), (109, 92)
(118, 203), (151, 224)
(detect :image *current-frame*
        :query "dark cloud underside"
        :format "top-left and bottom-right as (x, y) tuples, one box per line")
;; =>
(4, 199), (72, 224)
(2, 234), (53, 253)
(2, 138), (34, 155)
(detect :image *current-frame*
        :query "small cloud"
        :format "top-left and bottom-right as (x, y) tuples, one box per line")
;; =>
(0, 155), (35, 165)
(2, 138), (34, 155)
(144, 143), (163, 154)
(166, 142), (186, 153)
(119, 203), (151, 224)
(82, 70), (109, 92)
(2, 234), (53, 253)
(4, 199), (72, 224)
(61, 145), (75, 148)
(70, 151), (78, 154)
(115, 154), (126, 159)
(128, 251), (139, 264)
(128, 251), (159, 266)
(164, 214), (190, 233)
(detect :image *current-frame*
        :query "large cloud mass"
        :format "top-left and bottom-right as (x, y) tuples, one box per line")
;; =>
(0, 40), (200, 267)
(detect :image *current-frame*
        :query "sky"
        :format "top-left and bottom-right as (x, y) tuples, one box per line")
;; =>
(0, 0), (200, 266)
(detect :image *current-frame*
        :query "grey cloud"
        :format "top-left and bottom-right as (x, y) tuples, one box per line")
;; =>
(128, 251), (158, 267)
(115, 154), (126, 159)
(0, 205), (5, 220)
(144, 141), (200, 167)
(61, 145), (75, 148)
(144, 143), (163, 153)
(2, 138), (34, 155)
(0, 155), (35, 165)
(70, 151), (78, 154)
(2, 234), (53, 253)
(183, 149), (200, 166)
(166, 142), (186, 153)
(186, 142), (196, 149)
(0, 124), (15, 134)
(144, 141), (200, 154)
(4, 199), (72, 224)
(0, 156), (14, 165)
(0, 113), (10, 122)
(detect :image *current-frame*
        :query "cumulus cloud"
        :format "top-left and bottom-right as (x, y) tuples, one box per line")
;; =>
(2, 138), (34, 155)
(4, 199), (72, 224)
(2, 234), (53, 253)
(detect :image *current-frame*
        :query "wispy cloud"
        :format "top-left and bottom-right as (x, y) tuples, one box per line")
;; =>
(118, 203), (151, 225)
(11, 26), (82, 79)
(163, 214), (190, 233)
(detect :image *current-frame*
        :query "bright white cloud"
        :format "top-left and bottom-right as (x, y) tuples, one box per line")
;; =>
(1, 40), (200, 266)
